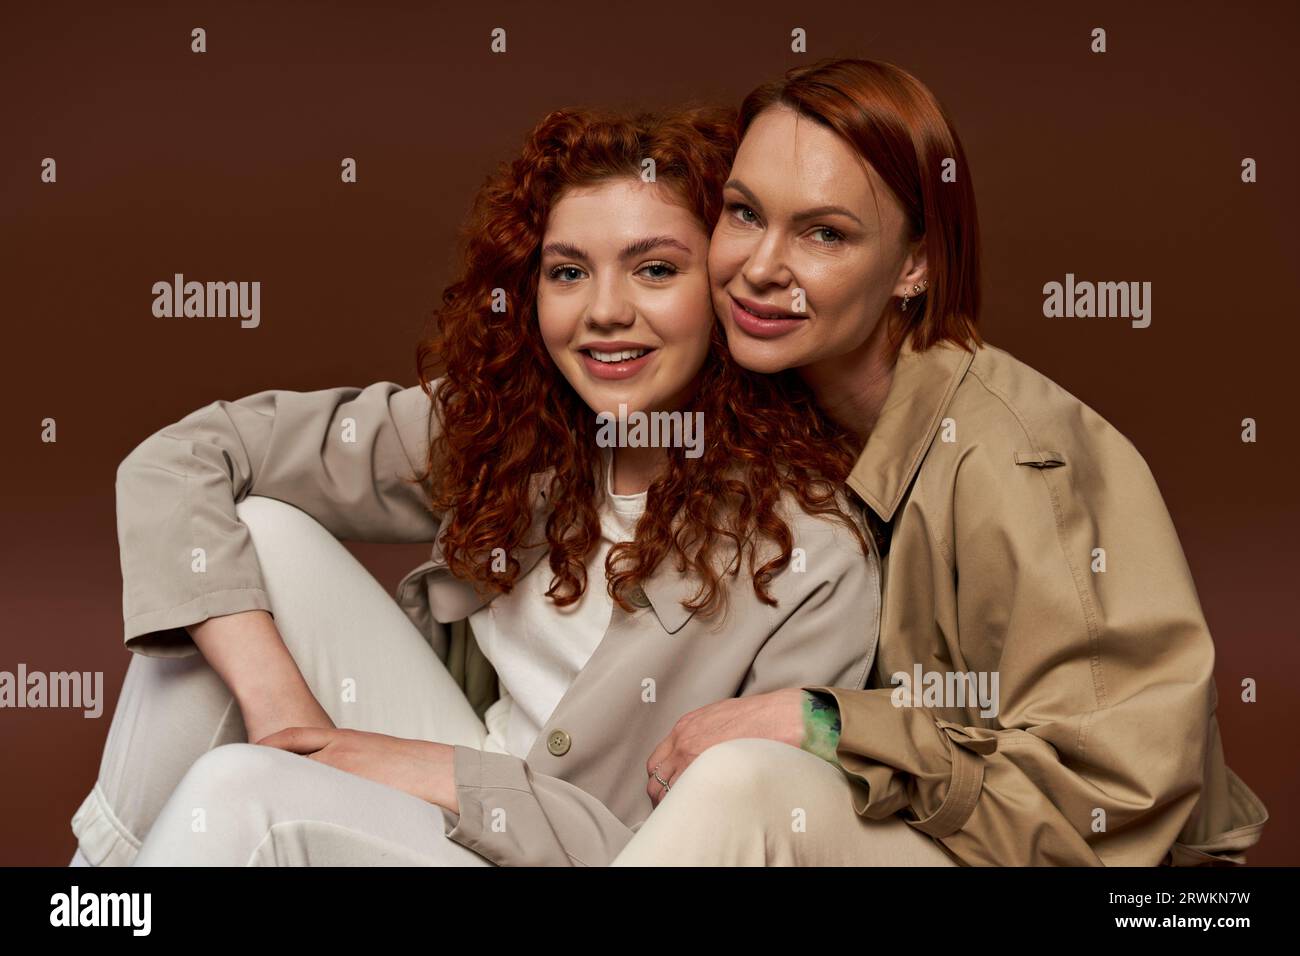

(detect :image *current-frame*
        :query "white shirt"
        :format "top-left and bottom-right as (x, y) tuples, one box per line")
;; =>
(470, 457), (647, 759)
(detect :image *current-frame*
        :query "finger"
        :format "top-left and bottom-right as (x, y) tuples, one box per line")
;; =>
(648, 758), (676, 808)
(666, 753), (692, 788)
(257, 726), (335, 753)
(645, 736), (673, 776)
(645, 765), (661, 805)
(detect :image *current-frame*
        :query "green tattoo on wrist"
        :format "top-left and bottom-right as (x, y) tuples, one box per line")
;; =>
(800, 690), (842, 766)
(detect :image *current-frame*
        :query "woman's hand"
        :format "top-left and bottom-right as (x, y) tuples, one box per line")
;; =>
(187, 610), (337, 743)
(643, 687), (806, 807)
(256, 727), (459, 813)
(242, 696), (336, 745)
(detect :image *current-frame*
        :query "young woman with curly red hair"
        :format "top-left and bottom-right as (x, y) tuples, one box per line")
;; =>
(70, 105), (892, 868)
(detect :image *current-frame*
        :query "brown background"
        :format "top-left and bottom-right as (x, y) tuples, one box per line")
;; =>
(1, 0), (1295, 865)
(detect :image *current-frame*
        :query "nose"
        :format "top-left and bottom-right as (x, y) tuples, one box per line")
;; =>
(740, 231), (794, 290)
(585, 272), (635, 329)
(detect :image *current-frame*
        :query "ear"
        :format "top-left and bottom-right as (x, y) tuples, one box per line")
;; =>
(893, 234), (928, 297)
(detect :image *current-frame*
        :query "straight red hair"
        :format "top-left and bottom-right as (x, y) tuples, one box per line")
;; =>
(739, 58), (983, 357)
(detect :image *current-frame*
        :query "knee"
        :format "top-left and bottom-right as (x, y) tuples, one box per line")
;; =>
(673, 737), (801, 807)
(175, 743), (292, 799)
(234, 495), (331, 547)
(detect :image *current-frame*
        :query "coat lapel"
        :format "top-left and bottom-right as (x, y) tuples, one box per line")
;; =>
(847, 333), (977, 523)
(398, 469), (556, 624)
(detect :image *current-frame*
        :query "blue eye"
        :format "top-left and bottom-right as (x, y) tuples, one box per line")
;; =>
(549, 265), (585, 282)
(726, 201), (759, 225)
(638, 261), (677, 280)
(811, 226), (844, 244)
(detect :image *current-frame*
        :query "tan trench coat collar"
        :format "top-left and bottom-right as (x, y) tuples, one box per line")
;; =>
(806, 332), (1268, 865)
(847, 334), (977, 524)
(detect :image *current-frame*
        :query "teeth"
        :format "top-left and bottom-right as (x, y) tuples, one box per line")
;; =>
(588, 348), (648, 363)
(743, 303), (789, 320)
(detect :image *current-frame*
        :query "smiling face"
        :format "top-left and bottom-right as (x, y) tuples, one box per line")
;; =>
(707, 104), (927, 375)
(538, 176), (714, 419)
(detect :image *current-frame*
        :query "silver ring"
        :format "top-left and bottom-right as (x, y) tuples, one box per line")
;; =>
(651, 768), (671, 792)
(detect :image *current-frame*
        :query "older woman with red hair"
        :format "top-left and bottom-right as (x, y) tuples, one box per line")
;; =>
(613, 58), (1268, 868)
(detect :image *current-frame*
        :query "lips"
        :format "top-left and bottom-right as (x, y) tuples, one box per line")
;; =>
(728, 294), (807, 339)
(577, 342), (657, 380)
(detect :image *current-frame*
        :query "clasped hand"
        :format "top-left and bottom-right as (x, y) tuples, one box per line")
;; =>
(257, 726), (460, 813)
(256, 686), (806, 815)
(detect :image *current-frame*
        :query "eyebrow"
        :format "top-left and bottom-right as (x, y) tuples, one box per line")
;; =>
(724, 178), (864, 227)
(540, 235), (693, 261)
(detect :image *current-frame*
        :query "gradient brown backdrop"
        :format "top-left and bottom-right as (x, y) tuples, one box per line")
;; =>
(2, 0), (1295, 865)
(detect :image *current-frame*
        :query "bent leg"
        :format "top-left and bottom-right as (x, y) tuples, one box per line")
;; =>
(610, 738), (960, 866)
(71, 649), (247, 866)
(73, 495), (487, 866)
(133, 743), (491, 866)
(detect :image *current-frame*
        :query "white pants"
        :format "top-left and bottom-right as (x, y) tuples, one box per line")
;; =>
(611, 738), (959, 866)
(72, 496), (959, 867)
(72, 496), (494, 866)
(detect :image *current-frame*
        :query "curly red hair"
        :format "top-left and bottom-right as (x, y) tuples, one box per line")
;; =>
(414, 106), (866, 617)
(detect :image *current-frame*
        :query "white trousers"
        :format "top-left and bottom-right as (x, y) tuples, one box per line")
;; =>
(611, 737), (959, 866)
(71, 496), (959, 867)
(72, 495), (494, 866)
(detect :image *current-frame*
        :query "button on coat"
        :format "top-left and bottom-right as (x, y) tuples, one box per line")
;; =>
(546, 730), (572, 757)
(111, 379), (881, 867)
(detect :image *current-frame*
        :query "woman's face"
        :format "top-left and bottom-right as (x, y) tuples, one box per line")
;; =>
(708, 104), (926, 374)
(538, 177), (714, 418)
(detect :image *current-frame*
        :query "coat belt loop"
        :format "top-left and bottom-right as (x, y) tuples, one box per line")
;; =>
(908, 725), (988, 839)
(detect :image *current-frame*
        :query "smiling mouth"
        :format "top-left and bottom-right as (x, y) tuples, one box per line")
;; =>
(732, 296), (802, 321)
(582, 347), (653, 364)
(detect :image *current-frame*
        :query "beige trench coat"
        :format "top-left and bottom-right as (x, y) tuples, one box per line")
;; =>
(112, 380), (881, 866)
(804, 332), (1270, 866)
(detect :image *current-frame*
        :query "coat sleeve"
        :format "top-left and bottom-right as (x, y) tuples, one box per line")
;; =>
(736, 504), (879, 696)
(438, 746), (637, 867)
(806, 430), (1222, 866)
(440, 505), (881, 867)
(115, 381), (441, 657)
